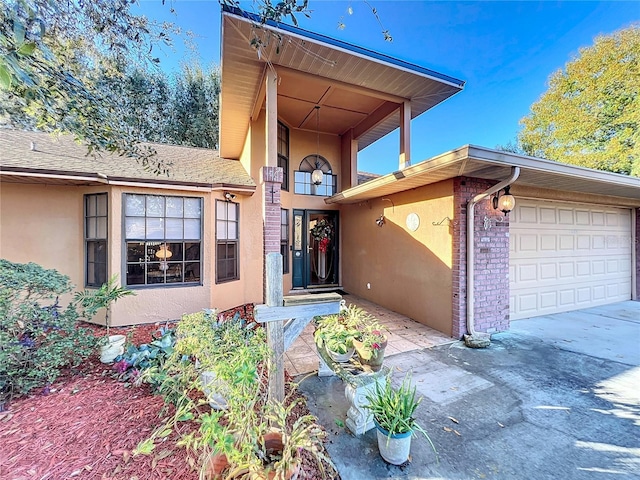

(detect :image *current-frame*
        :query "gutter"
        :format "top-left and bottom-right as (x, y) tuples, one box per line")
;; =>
(465, 166), (520, 348)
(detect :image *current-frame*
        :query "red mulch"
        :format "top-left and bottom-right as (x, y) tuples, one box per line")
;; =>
(0, 316), (338, 480)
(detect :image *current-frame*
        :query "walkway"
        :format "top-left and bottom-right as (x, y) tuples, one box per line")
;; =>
(284, 293), (454, 375)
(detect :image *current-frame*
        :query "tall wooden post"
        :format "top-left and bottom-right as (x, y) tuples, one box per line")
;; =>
(265, 253), (284, 403)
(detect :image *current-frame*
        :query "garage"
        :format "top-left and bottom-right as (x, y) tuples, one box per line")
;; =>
(509, 199), (633, 320)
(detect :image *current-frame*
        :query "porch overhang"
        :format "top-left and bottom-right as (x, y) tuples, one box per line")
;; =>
(220, 5), (465, 159)
(325, 145), (640, 207)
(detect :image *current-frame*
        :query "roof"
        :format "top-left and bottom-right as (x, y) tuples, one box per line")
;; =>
(220, 6), (465, 159)
(326, 145), (640, 206)
(0, 129), (256, 193)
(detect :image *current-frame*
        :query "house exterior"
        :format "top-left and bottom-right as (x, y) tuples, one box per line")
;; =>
(1, 6), (639, 337)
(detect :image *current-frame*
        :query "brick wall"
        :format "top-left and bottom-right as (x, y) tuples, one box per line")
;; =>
(261, 166), (283, 256)
(452, 177), (511, 338)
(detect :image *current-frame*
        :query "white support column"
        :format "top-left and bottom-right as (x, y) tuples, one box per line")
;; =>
(399, 100), (411, 170)
(265, 68), (278, 168)
(265, 253), (284, 403)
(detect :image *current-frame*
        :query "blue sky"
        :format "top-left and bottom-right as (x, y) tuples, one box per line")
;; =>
(136, 1), (638, 174)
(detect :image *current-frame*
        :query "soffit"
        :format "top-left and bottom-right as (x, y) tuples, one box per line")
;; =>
(327, 146), (640, 207)
(220, 8), (464, 159)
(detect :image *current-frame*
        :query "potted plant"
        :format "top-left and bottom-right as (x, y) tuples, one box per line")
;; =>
(313, 312), (359, 362)
(74, 274), (135, 363)
(351, 312), (388, 372)
(365, 373), (437, 465)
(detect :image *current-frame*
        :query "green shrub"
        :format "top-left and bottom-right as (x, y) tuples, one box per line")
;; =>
(0, 259), (99, 406)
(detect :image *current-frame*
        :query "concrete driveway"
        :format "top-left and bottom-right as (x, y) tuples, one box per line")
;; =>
(298, 301), (640, 479)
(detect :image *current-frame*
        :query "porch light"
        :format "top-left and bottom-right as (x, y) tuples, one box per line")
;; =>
(312, 105), (323, 186)
(492, 185), (515, 215)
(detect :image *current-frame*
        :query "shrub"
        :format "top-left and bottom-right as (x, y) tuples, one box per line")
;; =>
(0, 259), (99, 406)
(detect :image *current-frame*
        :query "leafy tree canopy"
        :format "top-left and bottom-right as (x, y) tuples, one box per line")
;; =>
(518, 25), (639, 176)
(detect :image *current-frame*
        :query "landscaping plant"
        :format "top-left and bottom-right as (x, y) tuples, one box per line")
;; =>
(0, 259), (98, 407)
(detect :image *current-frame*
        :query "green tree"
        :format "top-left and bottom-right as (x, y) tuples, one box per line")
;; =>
(518, 25), (640, 176)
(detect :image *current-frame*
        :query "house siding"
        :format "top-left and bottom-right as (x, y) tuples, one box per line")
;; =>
(452, 177), (510, 339)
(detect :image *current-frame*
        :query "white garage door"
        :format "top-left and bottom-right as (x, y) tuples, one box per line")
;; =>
(509, 199), (632, 320)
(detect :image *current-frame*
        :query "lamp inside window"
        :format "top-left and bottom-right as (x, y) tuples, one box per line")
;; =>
(492, 185), (516, 215)
(156, 244), (173, 271)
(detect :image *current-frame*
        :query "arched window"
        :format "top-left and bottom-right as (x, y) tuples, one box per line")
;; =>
(294, 155), (336, 196)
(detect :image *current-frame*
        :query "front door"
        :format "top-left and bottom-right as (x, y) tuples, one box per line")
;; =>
(292, 210), (339, 289)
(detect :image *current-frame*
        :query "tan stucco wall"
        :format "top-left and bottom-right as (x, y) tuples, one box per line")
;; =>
(341, 180), (455, 335)
(0, 183), (85, 307)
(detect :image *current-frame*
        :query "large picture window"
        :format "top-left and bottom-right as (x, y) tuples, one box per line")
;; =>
(84, 193), (108, 287)
(124, 194), (202, 286)
(278, 122), (289, 191)
(216, 200), (239, 283)
(281, 208), (289, 274)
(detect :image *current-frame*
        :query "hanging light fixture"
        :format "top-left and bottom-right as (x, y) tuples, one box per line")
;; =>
(311, 106), (323, 186)
(492, 185), (516, 215)
(155, 244), (173, 271)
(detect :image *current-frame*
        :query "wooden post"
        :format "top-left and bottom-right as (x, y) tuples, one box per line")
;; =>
(265, 253), (284, 403)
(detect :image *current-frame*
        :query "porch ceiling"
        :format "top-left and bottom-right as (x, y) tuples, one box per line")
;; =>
(220, 7), (464, 159)
(326, 145), (640, 207)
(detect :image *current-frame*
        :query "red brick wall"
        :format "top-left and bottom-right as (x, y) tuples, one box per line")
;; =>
(452, 177), (511, 338)
(261, 166), (283, 256)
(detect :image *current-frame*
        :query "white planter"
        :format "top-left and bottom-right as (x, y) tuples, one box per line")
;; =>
(200, 371), (229, 410)
(375, 421), (412, 465)
(99, 334), (126, 363)
(328, 347), (355, 363)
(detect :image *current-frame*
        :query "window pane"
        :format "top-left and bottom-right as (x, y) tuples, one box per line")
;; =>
(126, 263), (145, 285)
(185, 262), (201, 282)
(86, 217), (96, 238)
(184, 219), (201, 239)
(216, 200), (227, 220)
(166, 243), (183, 261)
(97, 194), (107, 216)
(146, 218), (164, 239)
(87, 196), (96, 216)
(125, 218), (145, 239)
(166, 197), (183, 217)
(166, 218), (183, 239)
(185, 198), (201, 218)
(125, 194), (145, 216)
(228, 204), (237, 221)
(147, 196), (165, 217)
(216, 220), (227, 240)
(165, 263), (183, 283)
(97, 217), (107, 239)
(185, 242), (200, 261)
(147, 263), (165, 284)
(127, 243), (145, 263)
(228, 222), (237, 240)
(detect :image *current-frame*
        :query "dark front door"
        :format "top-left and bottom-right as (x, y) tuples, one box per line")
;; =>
(292, 210), (339, 289)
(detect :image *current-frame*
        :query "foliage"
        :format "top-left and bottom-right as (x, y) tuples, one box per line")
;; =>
(74, 274), (135, 336)
(518, 25), (640, 176)
(345, 305), (387, 361)
(0, 259), (98, 405)
(112, 326), (176, 385)
(0, 0), (178, 173)
(365, 373), (436, 455)
(313, 311), (359, 354)
(135, 308), (334, 478)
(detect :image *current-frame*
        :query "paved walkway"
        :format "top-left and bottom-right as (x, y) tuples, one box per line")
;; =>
(298, 301), (640, 480)
(284, 293), (454, 375)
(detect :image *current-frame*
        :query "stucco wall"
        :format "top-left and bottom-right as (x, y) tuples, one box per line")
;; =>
(0, 183), (85, 297)
(341, 180), (455, 335)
